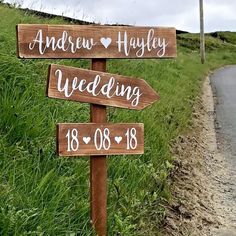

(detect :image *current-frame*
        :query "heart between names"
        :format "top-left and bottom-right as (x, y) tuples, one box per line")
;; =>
(100, 37), (112, 49)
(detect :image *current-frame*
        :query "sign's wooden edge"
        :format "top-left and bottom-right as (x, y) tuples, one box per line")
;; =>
(57, 122), (144, 126)
(20, 55), (177, 60)
(46, 64), (52, 98)
(17, 23), (176, 30)
(16, 24), (177, 59)
(16, 25), (20, 58)
(56, 123), (144, 157)
(56, 123), (60, 155)
(48, 63), (156, 85)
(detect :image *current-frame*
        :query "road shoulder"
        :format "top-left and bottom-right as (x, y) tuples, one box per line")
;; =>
(161, 75), (236, 235)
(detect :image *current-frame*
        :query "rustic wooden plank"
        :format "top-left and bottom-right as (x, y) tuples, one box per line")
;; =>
(57, 123), (144, 156)
(47, 64), (160, 110)
(90, 59), (107, 236)
(17, 24), (176, 59)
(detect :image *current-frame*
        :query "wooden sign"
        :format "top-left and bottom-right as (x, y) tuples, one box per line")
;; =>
(57, 123), (144, 156)
(17, 24), (176, 59)
(47, 64), (160, 110)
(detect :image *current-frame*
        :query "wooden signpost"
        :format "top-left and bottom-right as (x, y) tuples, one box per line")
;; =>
(16, 24), (177, 236)
(47, 64), (160, 110)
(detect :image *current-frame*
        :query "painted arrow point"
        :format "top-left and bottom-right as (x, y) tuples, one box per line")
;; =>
(47, 64), (160, 110)
(136, 79), (160, 110)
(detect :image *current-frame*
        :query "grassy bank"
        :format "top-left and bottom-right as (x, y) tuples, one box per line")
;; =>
(0, 3), (236, 235)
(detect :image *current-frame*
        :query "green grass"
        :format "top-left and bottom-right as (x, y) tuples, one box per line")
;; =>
(177, 33), (236, 51)
(0, 3), (236, 235)
(209, 31), (236, 45)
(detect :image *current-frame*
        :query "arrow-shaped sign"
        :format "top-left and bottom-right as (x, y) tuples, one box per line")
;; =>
(47, 64), (160, 110)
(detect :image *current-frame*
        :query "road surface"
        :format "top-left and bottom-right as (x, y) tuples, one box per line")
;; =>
(210, 66), (236, 235)
(212, 66), (236, 160)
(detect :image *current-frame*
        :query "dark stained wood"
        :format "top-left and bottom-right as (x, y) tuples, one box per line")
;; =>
(47, 64), (160, 110)
(57, 123), (144, 156)
(17, 24), (176, 59)
(90, 59), (107, 236)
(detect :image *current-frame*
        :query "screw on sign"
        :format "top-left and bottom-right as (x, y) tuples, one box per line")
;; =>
(16, 24), (177, 236)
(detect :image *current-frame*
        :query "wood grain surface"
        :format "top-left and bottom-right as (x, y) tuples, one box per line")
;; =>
(47, 64), (160, 110)
(17, 24), (176, 59)
(90, 59), (107, 236)
(57, 123), (144, 156)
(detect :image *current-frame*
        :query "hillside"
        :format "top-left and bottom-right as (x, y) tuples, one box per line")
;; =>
(0, 3), (236, 235)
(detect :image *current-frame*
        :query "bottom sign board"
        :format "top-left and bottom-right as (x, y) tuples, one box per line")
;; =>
(57, 123), (144, 156)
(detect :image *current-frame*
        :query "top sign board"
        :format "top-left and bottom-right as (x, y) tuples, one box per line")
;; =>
(16, 24), (177, 59)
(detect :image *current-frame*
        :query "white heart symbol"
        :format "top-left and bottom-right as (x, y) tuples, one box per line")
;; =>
(115, 136), (122, 144)
(83, 137), (91, 144)
(100, 37), (112, 49)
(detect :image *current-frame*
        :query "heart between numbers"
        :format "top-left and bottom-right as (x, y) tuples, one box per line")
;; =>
(83, 137), (91, 144)
(100, 37), (112, 49)
(114, 136), (122, 144)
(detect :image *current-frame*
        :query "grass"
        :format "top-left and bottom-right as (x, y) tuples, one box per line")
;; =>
(0, 2), (236, 235)
(209, 31), (236, 45)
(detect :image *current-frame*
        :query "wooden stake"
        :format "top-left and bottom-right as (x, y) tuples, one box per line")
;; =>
(90, 59), (107, 236)
(199, 0), (205, 64)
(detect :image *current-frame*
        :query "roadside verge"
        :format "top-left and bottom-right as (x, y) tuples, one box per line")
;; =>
(162, 75), (236, 235)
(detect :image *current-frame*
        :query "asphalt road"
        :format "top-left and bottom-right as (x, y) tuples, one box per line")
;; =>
(210, 66), (236, 235)
(211, 66), (236, 164)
